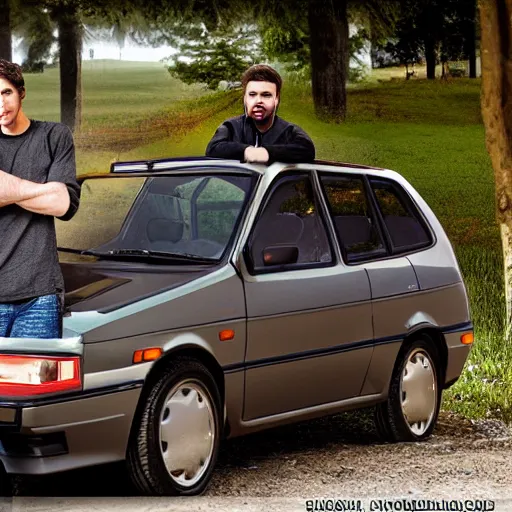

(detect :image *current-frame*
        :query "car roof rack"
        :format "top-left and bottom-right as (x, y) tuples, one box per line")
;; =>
(109, 156), (386, 174)
(110, 156), (225, 173)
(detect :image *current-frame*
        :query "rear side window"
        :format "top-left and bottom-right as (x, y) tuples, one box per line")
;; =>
(370, 178), (432, 251)
(320, 174), (386, 262)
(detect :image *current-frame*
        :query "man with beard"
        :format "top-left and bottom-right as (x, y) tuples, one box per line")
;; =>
(205, 64), (315, 164)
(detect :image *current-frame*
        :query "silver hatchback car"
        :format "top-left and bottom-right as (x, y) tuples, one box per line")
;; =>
(0, 157), (473, 495)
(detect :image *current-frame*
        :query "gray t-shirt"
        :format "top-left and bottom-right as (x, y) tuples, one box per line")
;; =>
(0, 120), (81, 302)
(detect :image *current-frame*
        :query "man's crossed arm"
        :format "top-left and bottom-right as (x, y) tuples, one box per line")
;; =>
(0, 170), (70, 217)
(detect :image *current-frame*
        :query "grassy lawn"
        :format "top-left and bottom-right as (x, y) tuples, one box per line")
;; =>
(22, 60), (207, 128)
(28, 62), (509, 422)
(21, 60), (238, 174)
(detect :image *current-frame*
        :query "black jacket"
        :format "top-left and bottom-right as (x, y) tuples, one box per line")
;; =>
(205, 114), (315, 164)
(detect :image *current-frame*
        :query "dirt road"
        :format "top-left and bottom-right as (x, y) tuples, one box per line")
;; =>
(6, 410), (512, 511)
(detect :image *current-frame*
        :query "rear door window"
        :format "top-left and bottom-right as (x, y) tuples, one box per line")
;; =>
(319, 174), (386, 262)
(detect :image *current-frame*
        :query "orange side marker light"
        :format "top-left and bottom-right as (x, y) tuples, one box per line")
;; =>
(219, 329), (235, 342)
(461, 333), (474, 345)
(133, 347), (163, 364)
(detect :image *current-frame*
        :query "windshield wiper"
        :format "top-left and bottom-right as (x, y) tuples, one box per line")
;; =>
(81, 248), (218, 264)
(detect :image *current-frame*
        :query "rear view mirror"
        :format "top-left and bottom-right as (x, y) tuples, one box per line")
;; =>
(262, 246), (299, 266)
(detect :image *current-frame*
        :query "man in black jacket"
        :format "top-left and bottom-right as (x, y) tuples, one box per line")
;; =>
(205, 64), (315, 164)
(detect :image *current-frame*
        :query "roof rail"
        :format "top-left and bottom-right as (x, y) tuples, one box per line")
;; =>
(109, 156), (224, 173)
(313, 159), (386, 171)
(109, 156), (386, 174)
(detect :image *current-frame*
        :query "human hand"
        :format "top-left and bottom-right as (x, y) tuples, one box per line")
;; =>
(244, 146), (269, 163)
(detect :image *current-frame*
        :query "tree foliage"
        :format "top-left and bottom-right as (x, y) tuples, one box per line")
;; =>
(372, 0), (478, 79)
(11, 1), (54, 71)
(167, 23), (263, 90)
(0, 0), (12, 60)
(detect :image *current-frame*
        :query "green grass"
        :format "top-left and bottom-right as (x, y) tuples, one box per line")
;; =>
(23, 60), (208, 129)
(21, 60), (223, 174)
(442, 245), (512, 422)
(24, 62), (511, 423)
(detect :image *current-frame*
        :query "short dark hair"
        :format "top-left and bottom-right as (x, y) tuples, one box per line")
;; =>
(0, 59), (25, 95)
(241, 64), (282, 96)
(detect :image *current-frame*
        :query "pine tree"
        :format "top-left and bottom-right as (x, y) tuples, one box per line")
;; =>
(167, 24), (264, 90)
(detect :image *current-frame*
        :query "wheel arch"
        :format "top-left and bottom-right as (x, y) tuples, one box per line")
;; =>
(400, 324), (448, 385)
(374, 323), (447, 443)
(126, 343), (226, 454)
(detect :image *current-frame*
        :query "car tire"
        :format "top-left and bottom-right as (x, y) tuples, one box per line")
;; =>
(374, 336), (442, 443)
(0, 463), (12, 497)
(126, 357), (222, 496)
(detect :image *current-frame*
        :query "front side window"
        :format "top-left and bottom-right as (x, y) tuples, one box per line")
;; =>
(196, 177), (246, 246)
(320, 174), (386, 262)
(56, 172), (255, 262)
(247, 174), (332, 271)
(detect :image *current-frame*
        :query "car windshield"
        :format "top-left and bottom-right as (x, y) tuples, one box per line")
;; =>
(56, 172), (255, 262)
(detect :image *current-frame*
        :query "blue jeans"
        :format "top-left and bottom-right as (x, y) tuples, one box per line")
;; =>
(0, 294), (61, 338)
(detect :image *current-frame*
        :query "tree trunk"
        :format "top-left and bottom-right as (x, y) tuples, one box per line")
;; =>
(465, 0), (478, 78)
(0, 0), (12, 61)
(424, 38), (437, 79)
(479, 0), (512, 338)
(467, 35), (477, 78)
(54, 4), (82, 133)
(308, 0), (348, 122)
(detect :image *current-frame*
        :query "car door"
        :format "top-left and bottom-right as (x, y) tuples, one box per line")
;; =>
(318, 173), (420, 302)
(364, 176), (432, 338)
(317, 171), (424, 396)
(240, 171), (374, 421)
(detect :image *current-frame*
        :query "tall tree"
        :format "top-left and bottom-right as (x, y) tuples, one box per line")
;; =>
(0, 0), (12, 60)
(50, 2), (82, 132)
(257, 0), (399, 121)
(19, 0), (139, 132)
(13, 2), (55, 71)
(167, 23), (262, 90)
(112, 22), (125, 60)
(479, 0), (512, 338)
(308, 0), (349, 121)
(461, 0), (478, 78)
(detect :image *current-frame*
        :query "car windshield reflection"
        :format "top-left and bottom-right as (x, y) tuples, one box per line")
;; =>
(56, 172), (255, 262)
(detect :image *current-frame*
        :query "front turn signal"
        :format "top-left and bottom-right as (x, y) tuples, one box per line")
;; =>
(133, 347), (162, 364)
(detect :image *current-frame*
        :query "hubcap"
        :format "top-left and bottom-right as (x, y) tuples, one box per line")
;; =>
(400, 349), (437, 436)
(159, 380), (215, 487)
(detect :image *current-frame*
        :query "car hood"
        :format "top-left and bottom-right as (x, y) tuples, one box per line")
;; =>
(60, 255), (219, 313)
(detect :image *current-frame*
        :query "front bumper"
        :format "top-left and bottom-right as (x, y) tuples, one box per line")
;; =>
(0, 384), (141, 475)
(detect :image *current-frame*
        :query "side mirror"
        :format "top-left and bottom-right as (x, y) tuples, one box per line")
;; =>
(262, 245), (299, 267)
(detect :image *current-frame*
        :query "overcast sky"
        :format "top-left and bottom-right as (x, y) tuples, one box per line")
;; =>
(12, 38), (176, 65)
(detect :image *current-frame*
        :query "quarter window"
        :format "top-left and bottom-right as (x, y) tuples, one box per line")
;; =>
(320, 174), (386, 262)
(248, 175), (332, 271)
(370, 178), (431, 250)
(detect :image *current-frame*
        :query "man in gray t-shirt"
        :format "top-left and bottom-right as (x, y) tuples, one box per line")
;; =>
(0, 59), (81, 338)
